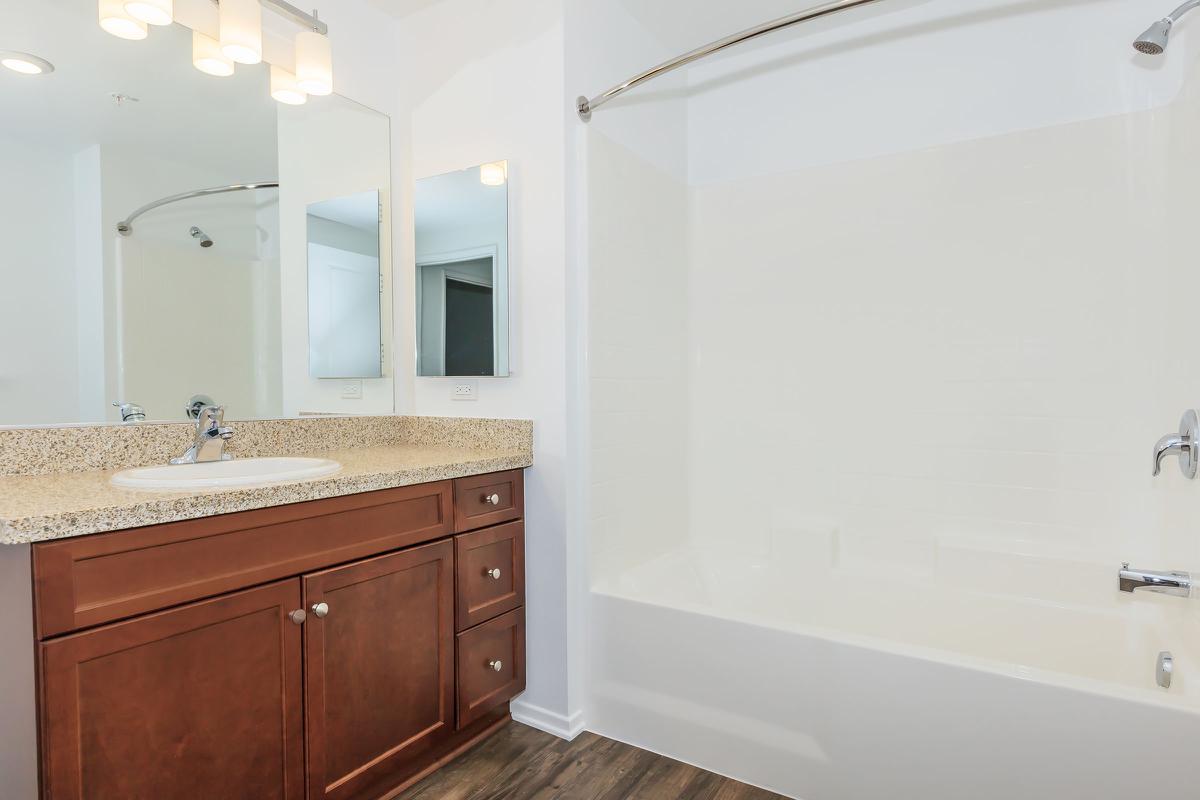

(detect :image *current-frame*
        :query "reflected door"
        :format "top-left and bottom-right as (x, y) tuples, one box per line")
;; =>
(307, 243), (381, 378)
(444, 279), (494, 376)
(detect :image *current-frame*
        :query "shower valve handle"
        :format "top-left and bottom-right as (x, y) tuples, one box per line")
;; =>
(1153, 409), (1199, 478)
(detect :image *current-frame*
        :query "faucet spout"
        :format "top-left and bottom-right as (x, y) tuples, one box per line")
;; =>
(171, 405), (234, 465)
(1118, 563), (1193, 597)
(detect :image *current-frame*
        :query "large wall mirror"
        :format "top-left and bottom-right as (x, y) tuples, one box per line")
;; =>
(415, 162), (510, 377)
(0, 0), (393, 426)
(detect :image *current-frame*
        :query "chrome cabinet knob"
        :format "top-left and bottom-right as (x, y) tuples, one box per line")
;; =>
(484, 567), (502, 580)
(482, 493), (501, 506)
(488, 660), (503, 672)
(311, 602), (329, 618)
(288, 609), (307, 625)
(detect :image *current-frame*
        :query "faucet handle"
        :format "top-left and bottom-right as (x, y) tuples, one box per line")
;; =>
(1153, 410), (1199, 478)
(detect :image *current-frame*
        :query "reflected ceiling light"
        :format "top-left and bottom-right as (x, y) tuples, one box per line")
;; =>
(270, 65), (306, 105)
(480, 162), (507, 186)
(192, 30), (234, 77)
(220, 0), (262, 65)
(0, 51), (55, 75)
(295, 27), (332, 95)
(124, 0), (173, 27)
(98, 0), (148, 40)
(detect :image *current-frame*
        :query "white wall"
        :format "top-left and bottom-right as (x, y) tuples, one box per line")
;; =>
(394, 0), (579, 735)
(0, 136), (82, 424)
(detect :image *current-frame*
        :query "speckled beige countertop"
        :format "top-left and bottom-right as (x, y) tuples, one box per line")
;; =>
(0, 416), (532, 545)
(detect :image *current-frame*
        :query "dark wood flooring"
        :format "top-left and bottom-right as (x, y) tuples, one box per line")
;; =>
(394, 720), (785, 800)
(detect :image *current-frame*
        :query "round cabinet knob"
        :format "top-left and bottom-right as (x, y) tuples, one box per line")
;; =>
(483, 493), (501, 506)
(311, 602), (329, 618)
(288, 609), (307, 625)
(488, 660), (503, 672)
(485, 567), (502, 580)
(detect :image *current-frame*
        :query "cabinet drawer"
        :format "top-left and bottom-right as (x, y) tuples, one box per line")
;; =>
(453, 470), (523, 533)
(455, 521), (524, 630)
(33, 482), (452, 638)
(456, 608), (525, 729)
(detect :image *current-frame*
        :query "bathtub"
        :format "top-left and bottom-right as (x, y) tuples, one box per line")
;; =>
(587, 546), (1200, 799)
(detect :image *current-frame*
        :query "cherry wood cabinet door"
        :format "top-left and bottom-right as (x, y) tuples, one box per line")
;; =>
(39, 579), (305, 800)
(303, 540), (455, 800)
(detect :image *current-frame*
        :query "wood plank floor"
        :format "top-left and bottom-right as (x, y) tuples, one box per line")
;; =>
(395, 721), (785, 800)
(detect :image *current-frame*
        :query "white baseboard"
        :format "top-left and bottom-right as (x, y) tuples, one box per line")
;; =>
(510, 699), (586, 741)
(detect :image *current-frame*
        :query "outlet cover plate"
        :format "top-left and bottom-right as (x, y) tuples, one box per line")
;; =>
(341, 380), (363, 400)
(451, 380), (478, 401)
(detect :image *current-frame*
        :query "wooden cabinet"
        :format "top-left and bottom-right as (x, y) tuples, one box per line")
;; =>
(32, 471), (525, 800)
(303, 541), (455, 800)
(39, 580), (305, 800)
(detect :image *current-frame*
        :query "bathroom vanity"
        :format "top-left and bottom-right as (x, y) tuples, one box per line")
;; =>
(0, 417), (532, 800)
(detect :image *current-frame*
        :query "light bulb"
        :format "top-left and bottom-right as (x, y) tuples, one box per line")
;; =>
(98, 0), (148, 40)
(270, 65), (307, 105)
(124, 0), (172, 26)
(220, 0), (262, 65)
(192, 31), (234, 77)
(480, 162), (507, 186)
(295, 30), (333, 95)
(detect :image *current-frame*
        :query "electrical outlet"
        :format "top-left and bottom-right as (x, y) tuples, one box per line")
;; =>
(341, 380), (363, 400)
(451, 380), (478, 401)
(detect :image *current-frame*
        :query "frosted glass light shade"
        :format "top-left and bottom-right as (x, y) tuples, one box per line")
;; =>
(295, 30), (333, 95)
(480, 162), (507, 186)
(270, 65), (307, 105)
(98, 0), (148, 40)
(220, 0), (262, 65)
(124, 0), (172, 26)
(192, 30), (234, 77)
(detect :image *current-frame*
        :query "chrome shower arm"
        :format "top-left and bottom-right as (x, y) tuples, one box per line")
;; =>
(116, 181), (279, 236)
(575, 0), (889, 121)
(1167, 0), (1200, 21)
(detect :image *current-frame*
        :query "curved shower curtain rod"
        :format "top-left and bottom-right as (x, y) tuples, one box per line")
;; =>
(116, 181), (280, 236)
(575, 0), (889, 121)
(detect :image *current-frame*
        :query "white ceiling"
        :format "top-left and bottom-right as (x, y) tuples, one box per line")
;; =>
(310, 191), (380, 232)
(415, 165), (506, 237)
(363, 0), (449, 20)
(1, 0), (277, 177)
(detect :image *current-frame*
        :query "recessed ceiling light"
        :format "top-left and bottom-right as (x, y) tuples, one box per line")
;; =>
(0, 51), (55, 75)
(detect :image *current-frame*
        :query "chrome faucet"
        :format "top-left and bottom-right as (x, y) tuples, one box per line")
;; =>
(1118, 563), (1193, 597)
(171, 405), (234, 465)
(1152, 409), (1199, 477)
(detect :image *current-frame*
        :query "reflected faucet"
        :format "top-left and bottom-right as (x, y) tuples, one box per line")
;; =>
(1118, 563), (1193, 597)
(171, 405), (234, 465)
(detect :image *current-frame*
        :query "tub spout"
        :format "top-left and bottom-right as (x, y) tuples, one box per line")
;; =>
(1119, 563), (1192, 597)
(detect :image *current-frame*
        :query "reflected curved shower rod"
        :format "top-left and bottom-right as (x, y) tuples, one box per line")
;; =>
(116, 181), (280, 236)
(575, 0), (889, 122)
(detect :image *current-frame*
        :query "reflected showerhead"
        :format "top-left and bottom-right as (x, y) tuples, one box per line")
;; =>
(189, 226), (213, 248)
(1134, 19), (1172, 54)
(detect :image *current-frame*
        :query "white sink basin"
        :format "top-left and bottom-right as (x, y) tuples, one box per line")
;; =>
(111, 457), (341, 490)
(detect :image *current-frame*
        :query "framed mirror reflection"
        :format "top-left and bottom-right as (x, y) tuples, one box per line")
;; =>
(0, 1), (393, 426)
(415, 161), (510, 377)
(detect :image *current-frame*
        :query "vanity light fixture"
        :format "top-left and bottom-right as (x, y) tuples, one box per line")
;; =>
(123, 0), (173, 27)
(294, 23), (332, 95)
(0, 51), (55, 75)
(270, 64), (307, 105)
(192, 30), (234, 77)
(480, 162), (507, 186)
(98, 0), (149, 40)
(220, 0), (263, 65)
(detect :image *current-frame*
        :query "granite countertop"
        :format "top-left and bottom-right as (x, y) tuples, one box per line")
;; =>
(0, 437), (532, 546)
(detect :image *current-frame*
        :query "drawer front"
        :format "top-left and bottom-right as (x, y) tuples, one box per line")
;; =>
(452, 470), (524, 533)
(456, 608), (525, 729)
(455, 522), (524, 631)
(33, 482), (452, 638)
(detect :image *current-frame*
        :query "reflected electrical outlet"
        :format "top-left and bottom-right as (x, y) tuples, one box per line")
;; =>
(451, 380), (478, 401)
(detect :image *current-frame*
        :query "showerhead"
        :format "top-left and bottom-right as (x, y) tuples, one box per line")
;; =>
(189, 226), (213, 248)
(1134, 18), (1172, 55)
